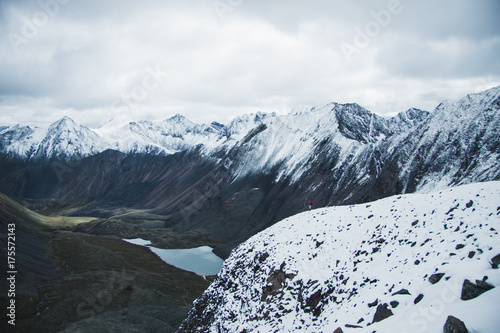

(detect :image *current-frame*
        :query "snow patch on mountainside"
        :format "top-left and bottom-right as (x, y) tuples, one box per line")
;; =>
(394, 86), (500, 194)
(226, 102), (395, 183)
(0, 124), (46, 157)
(180, 181), (500, 333)
(95, 114), (225, 155)
(32, 116), (105, 159)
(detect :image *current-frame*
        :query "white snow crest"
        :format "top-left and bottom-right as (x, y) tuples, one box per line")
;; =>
(185, 181), (500, 333)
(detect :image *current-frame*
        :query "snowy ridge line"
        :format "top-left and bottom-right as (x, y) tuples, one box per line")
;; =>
(0, 90), (436, 161)
(179, 181), (500, 333)
(1, 85), (499, 195)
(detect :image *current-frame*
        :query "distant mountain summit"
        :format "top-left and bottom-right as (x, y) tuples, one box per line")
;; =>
(2, 86), (498, 164)
(0, 97), (432, 161)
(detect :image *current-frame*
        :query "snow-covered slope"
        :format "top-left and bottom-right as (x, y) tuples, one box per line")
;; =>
(0, 115), (227, 160)
(96, 114), (224, 155)
(0, 124), (45, 158)
(383, 86), (500, 193)
(221, 102), (405, 183)
(32, 116), (106, 160)
(179, 181), (500, 333)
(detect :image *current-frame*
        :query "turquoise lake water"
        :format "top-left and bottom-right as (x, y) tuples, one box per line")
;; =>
(124, 238), (224, 276)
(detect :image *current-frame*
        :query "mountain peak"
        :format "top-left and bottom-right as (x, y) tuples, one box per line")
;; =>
(50, 116), (78, 129)
(167, 114), (188, 123)
(388, 108), (430, 133)
(59, 116), (75, 123)
(290, 105), (315, 115)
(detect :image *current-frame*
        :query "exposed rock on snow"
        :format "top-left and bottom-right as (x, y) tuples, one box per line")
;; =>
(429, 273), (446, 284)
(491, 253), (500, 269)
(179, 181), (500, 332)
(460, 278), (495, 301)
(443, 315), (468, 333)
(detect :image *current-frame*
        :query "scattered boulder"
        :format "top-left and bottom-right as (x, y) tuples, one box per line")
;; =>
(429, 273), (445, 284)
(368, 299), (378, 308)
(461, 279), (495, 301)
(390, 301), (399, 308)
(334, 328), (343, 333)
(491, 254), (500, 269)
(414, 294), (424, 304)
(261, 266), (296, 302)
(392, 288), (411, 296)
(305, 290), (323, 316)
(443, 315), (468, 333)
(372, 303), (393, 323)
(475, 279), (494, 291)
(345, 324), (363, 328)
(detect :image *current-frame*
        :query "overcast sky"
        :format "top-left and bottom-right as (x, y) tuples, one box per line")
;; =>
(1, 0), (499, 128)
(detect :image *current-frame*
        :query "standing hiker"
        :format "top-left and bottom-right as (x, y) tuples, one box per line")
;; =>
(306, 200), (313, 211)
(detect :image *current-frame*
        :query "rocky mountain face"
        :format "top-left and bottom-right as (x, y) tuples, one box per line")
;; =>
(179, 181), (500, 332)
(1, 86), (499, 258)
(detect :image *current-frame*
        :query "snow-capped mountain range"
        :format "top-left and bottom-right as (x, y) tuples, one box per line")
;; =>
(179, 181), (500, 332)
(0, 114), (224, 159)
(0, 94), (433, 162)
(1, 86), (499, 193)
(1, 86), (499, 259)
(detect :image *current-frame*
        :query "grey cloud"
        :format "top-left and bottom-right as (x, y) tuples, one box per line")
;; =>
(0, 0), (499, 128)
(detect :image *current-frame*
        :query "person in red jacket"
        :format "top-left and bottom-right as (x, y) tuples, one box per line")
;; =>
(306, 200), (313, 210)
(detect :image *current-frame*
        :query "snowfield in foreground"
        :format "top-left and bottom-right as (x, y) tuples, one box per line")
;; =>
(180, 181), (500, 333)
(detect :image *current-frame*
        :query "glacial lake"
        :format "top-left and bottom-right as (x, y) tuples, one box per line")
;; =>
(124, 238), (224, 276)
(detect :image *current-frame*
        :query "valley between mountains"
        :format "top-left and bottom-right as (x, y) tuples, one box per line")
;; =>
(1, 86), (499, 332)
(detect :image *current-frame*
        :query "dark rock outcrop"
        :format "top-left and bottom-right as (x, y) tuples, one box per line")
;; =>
(491, 254), (500, 269)
(414, 294), (424, 304)
(429, 273), (445, 284)
(444, 315), (468, 333)
(262, 265), (296, 302)
(390, 301), (399, 308)
(392, 288), (411, 296)
(372, 303), (393, 323)
(461, 279), (495, 300)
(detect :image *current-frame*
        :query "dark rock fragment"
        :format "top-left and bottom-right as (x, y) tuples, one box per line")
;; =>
(461, 279), (495, 301)
(372, 303), (393, 323)
(429, 273), (445, 284)
(491, 254), (500, 269)
(345, 324), (363, 328)
(392, 288), (411, 296)
(443, 315), (468, 333)
(390, 301), (399, 308)
(475, 279), (494, 291)
(414, 294), (424, 304)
